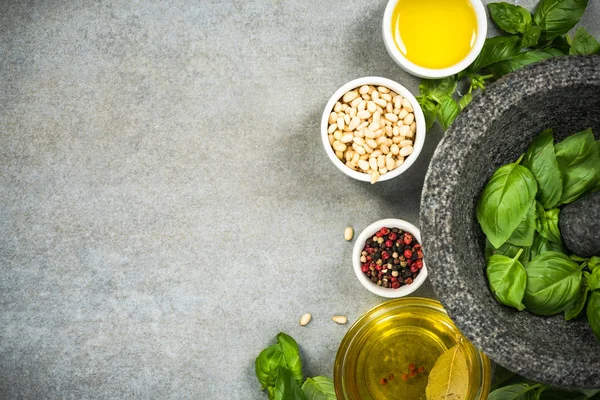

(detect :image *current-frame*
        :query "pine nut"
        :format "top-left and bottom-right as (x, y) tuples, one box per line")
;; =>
(385, 126), (393, 136)
(360, 154), (368, 160)
(381, 144), (390, 154)
(348, 117), (360, 131)
(358, 100), (366, 111)
(381, 93), (392, 102)
(341, 133), (354, 143)
(355, 145), (366, 155)
(385, 113), (398, 122)
(352, 153), (360, 164)
(300, 313), (312, 326)
(363, 144), (373, 153)
(410, 122), (416, 133)
(328, 112), (337, 124)
(349, 107), (357, 118)
(350, 97), (361, 109)
(376, 136), (387, 146)
(328, 134), (334, 145)
(377, 155), (385, 168)
(386, 103), (393, 113)
(367, 101), (377, 113)
(393, 136), (402, 144)
(391, 144), (399, 155)
(333, 141), (346, 152)
(400, 139), (413, 147)
(379, 167), (388, 174)
(357, 121), (368, 131)
(328, 123), (337, 134)
(343, 114), (350, 125)
(399, 145), (413, 156)
(357, 110), (371, 120)
(370, 150), (382, 158)
(385, 138), (393, 147)
(386, 157), (395, 170)
(345, 150), (353, 161)
(362, 94), (370, 100)
(359, 160), (370, 171)
(390, 91), (398, 97)
(364, 129), (375, 139)
(372, 90), (379, 101)
(334, 130), (342, 140)
(399, 125), (411, 136)
(403, 113), (414, 125)
(366, 139), (377, 149)
(359, 85), (370, 94)
(394, 107), (401, 115)
(392, 126), (400, 136)
(374, 98), (387, 108)
(370, 171), (380, 184)
(334, 102), (342, 112)
(344, 227), (354, 241)
(374, 129), (383, 138)
(401, 98), (414, 112)
(398, 109), (408, 119)
(353, 137), (365, 145)
(335, 150), (344, 159)
(343, 90), (359, 103)
(377, 86), (390, 94)
(337, 117), (345, 130)
(369, 158), (378, 171)
(396, 157), (405, 168)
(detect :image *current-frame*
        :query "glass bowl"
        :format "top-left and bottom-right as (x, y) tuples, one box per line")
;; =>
(334, 297), (491, 400)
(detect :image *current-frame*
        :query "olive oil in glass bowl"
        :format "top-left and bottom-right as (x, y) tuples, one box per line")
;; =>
(334, 298), (491, 400)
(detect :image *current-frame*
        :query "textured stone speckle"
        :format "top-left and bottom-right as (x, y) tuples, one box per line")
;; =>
(421, 56), (600, 388)
(560, 192), (600, 257)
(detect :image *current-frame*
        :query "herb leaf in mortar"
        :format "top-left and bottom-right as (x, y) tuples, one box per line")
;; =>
(487, 250), (527, 310)
(587, 291), (600, 341)
(555, 128), (600, 204)
(486, 239), (531, 265)
(535, 205), (562, 245)
(488, 2), (532, 34)
(477, 157), (538, 249)
(534, 0), (589, 41)
(522, 128), (563, 209)
(530, 233), (565, 259)
(425, 344), (469, 400)
(301, 376), (336, 400)
(523, 251), (583, 315)
(564, 272), (590, 321)
(506, 203), (536, 247)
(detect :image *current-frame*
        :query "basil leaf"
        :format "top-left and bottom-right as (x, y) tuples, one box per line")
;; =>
(486, 239), (531, 265)
(589, 256), (600, 272)
(506, 202), (536, 247)
(487, 49), (563, 79)
(589, 271), (600, 291)
(530, 233), (565, 259)
(301, 376), (336, 400)
(587, 291), (600, 341)
(487, 250), (528, 310)
(564, 273), (590, 320)
(524, 251), (583, 316)
(436, 97), (460, 130)
(534, 0), (589, 41)
(489, 2), (532, 34)
(273, 368), (305, 400)
(256, 344), (286, 388)
(477, 159), (538, 249)
(577, 389), (600, 398)
(570, 26), (600, 55)
(522, 25), (543, 48)
(555, 128), (600, 204)
(459, 93), (473, 110)
(464, 36), (522, 76)
(547, 35), (571, 53)
(535, 204), (562, 244)
(418, 96), (439, 130)
(420, 76), (458, 103)
(522, 128), (563, 209)
(276, 332), (303, 385)
(489, 383), (541, 400)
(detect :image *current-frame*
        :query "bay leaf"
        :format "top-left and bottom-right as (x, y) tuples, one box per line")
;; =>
(426, 344), (470, 400)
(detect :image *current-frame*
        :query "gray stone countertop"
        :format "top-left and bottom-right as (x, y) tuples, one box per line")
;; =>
(1, 1), (598, 399)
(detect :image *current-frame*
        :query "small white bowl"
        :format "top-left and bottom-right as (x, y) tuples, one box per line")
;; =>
(352, 218), (427, 298)
(382, 0), (487, 78)
(321, 77), (426, 183)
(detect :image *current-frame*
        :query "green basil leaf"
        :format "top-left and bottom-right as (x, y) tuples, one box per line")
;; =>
(486, 239), (531, 265)
(487, 48), (563, 79)
(418, 96), (439, 130)
(420, 76), (458, 103)
(487, 250), (528, 310)
(570, 26), (600, 55)
(577, 388), (600, 398)
(276, 332), (303, 385)
(256, 344), (286, 389)
(589, 271), (600, 291)
(301, 376), (336, 400)
(522, 128), (563, 209)
(489, 383), (541, 400)
(534, 0), (589, 41)
(535, 205), (562, 244)
(273, 368), (305, 400)
(506, 202), (536, 247)
(477, 159), (538, 249)
(436, 97), (460, 130)
(564, 273), (590, 320)
(464, 36), (522, 76)
(524, 251), (583, 315)
(489, 2), (532, 34)
(522, 25), (543, 48)
(587, 291), (600, 341)
(530, 233), (566, 259)
(555, 128), (600, 204)
(589, 256), (600, 272)
(459, 93), (473, 110)
(547, 35), (571, 53)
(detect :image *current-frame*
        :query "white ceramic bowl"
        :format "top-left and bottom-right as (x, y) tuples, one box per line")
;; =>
(382, 0), (487, 78)
(352, 218), (427, 298)
(321, 77), (426, 183)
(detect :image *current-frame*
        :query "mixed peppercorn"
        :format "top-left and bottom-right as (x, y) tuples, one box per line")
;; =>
(360, 227), (424, 289)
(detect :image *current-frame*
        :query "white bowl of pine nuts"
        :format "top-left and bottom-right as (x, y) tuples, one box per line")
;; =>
(321, 77), (426, 183)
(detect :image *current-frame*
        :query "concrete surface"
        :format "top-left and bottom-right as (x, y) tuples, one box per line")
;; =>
(0, 0), (598, 399)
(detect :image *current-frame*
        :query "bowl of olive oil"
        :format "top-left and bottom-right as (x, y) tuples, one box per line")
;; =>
(382, 0), (487, 78)
(334, 298), (491, 400)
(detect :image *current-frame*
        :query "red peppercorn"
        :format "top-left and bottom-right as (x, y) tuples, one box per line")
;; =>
(401, 373), (409, 382)
(380, 227), (389, 235)
(413, 244), (422, 251)
(390, 277), (397, 283)
(406, 259), (413, 266)
(389, 374), (395, 381)
(405, 278), (413, 285)
(409, 370), (417, 378)
(410, 265), (418, 273)
(375, 231), (383, 238)
(392, 281), (400, 289)
(418, 366), (425, 373)
(366, 256), (372, 261)
(417, 250), (424, 259)
(414, 260), (423, 269)
(380, 377), (388, 385)
(385, 240), (393, 248)
(408, 363), (416, 371)
(388, 233), (397, 241)
(404, 249), (412, 258)
(362, 264), (369, 273)
(375, 265), (382, 271)
(403, 233), (413, 245)
(381, 251), (390, 260)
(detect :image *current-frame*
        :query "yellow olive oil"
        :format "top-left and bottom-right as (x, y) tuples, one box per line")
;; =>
(392, 0), (478, 69)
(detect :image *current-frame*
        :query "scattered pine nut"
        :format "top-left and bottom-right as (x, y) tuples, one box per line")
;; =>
(300, 313), (312, 326)
(332, 315), (348, 325)
(344, 227), (354, 241)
